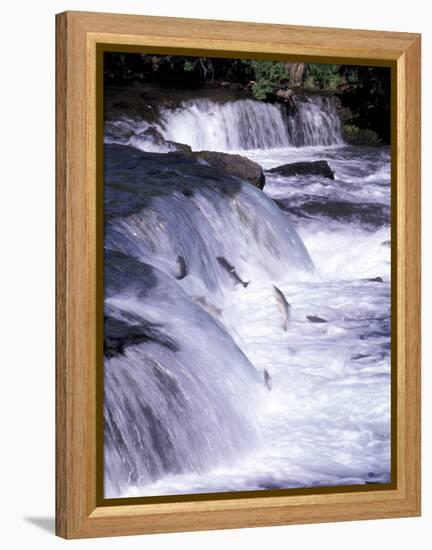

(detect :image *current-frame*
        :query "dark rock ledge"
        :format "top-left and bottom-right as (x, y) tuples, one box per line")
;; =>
(267, 160), (334, 180)
(193, 150), (265, 189)
(138, 126), (266, 189)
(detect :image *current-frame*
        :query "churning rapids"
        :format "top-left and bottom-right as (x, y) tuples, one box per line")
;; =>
(104, 91), (391, 498)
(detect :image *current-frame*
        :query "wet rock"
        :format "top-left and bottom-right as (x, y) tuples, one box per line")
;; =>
(342, 124), (381, 146)
(275, 89), (294, 101)
(275, 198), (389, 228)
(268, 160), (334, 180)
(138, 126), (192, 153)
(104, 314), (179, 358)
(167, 141), (193, 153)
(138, 126), (164, 140)
(193, 150), (266, 189)
(117, 128), (265, 188)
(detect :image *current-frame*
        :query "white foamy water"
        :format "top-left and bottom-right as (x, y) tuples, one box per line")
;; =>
(104, 95), (391, 498)
(105, 94), (343, 153)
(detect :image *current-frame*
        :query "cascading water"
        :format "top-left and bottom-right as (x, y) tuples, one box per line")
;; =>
(104, 87), (391, 498)
(158, 98), (291, 150)
(104, 252), (264, 497)
(286, 95), (343, 146)
(105, 94), (343, 153)
(104, 146), (313, 497)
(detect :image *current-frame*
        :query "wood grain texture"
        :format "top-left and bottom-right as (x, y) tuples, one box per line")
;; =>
(71, 10), (418, 61)
(56, 11), (98, 537)
(55, 11), (421, 539)
(403, 36), (421, 512)
(55, 12), (68, 538)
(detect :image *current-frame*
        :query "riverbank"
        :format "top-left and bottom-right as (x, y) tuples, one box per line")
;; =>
(104, 54), (391, 144)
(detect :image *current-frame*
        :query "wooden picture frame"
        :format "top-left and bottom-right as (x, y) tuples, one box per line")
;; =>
(56, 10), (421, 539)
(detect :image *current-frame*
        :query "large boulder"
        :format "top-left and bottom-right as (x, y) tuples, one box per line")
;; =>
(275, 89), (294, 101)
(268, 160), (334, 180)
(132, 129), (266, 189)
(137, 126), (192, 153)
(193, 150), (265, 189)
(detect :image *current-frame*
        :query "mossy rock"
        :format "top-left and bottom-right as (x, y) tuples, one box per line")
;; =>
(268, 160), (334, 180)
(342, 125), (382, 146)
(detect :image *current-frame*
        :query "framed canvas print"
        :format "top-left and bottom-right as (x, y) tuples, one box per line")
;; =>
(56, 11), (421, 539)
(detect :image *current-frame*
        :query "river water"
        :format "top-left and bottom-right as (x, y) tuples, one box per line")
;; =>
(103, 91), (391, 498)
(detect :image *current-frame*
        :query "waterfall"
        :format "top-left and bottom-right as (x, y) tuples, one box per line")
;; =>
(105, 94), (343, 154)
(158, 98), (290, 150)
(104, 253), (264, 497)
(286, 95), (343, 146)
(102, 88), (341, 498)
(103, 145), (313, 497)
(103, 79), (391, 497)
(104, 146), (313, 296)
(158, 95), (342, 150)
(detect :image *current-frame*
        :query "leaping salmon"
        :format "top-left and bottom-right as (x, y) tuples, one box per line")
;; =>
(175, 255), (188, 280)
(273, 285), (290, 331)
(263, 369), (272, 390)
(306, 315), (327, 323)
(216, 257), (249, 288)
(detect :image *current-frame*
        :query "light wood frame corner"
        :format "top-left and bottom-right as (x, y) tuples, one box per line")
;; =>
(56, 10), (421, 539)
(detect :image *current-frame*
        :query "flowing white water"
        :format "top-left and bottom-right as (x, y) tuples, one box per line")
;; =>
(104, 147), (315, 497)
(104, 257), (265, 497)
(105, 94), (343, 153)
(158, 98), (290, 150)
(104, 93), (391, 498)
(285, 96), (344, 146)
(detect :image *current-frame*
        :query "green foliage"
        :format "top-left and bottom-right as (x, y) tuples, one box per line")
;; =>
(342, 124), (382, 146)
(304, 75), (316, 89)
(242, 60), (290, 100)
(183, 60), (195, 72)
(181, 58), (215, 79)
(305, 64), (342, 89)
(249, 60), (290, 83)
(104, 52), (391, 144)
(250, 80), (271, 100)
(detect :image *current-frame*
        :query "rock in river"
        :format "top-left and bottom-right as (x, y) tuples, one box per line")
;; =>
(137, 126), (193, 153)
(138, 128), (266, 189)
(193, 150), (266, 189)
(268, 160), (334, 180)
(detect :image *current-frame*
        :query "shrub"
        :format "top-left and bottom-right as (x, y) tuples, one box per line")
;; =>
(244, 60), (291, 100)
(342, 124), (382, 146)
(305, 64), (342, 89)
